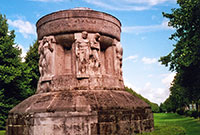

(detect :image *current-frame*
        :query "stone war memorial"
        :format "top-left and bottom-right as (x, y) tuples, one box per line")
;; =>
(6, 8), (154, 135)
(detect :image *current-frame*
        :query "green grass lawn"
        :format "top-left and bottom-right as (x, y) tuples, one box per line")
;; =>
(0, 130), (5, 135)
(140, 113), (200, 135)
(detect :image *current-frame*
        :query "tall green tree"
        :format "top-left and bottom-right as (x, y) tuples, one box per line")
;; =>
(25, 40), (39, 93)
(168, 73), (189, 111)
(0, 14), (32, 129)
(159, 0), (200, 109)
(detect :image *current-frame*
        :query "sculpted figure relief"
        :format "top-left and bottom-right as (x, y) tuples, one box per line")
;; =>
(115, 39), (123, 80)
(75, 31), (90, 78)
(37, 36), (55, 93)
(38, 36), (55, 80)
(89, 33), (101, 75)
(75, 32), (101, 78)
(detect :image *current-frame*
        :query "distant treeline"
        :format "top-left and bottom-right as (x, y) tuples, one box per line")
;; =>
(125, 87), (160, 113)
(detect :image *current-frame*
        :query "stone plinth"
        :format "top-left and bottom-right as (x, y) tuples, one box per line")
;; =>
(6, 8), (154, 135)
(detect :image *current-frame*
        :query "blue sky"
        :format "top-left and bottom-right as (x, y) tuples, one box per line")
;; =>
(1, 0), (178, 104)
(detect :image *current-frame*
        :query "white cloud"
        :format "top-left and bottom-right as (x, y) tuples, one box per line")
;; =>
(146, 73), (175, 104)
(152, 87), (170, 104)
(124, 55), (138, 62)
(141, 37), (146, 40)
(124, 81), (136, 90)
(8, 19), (36, 38)
(7, 30), (11, 36)
(84, 0), (150, 11)
(13, 44), (28, 62)
(151, 15), (157, 20)
(19, 45), (28, 62)
(161, 72), (176, 87)
(124, 80), (142, 93)
(31, 0), (63, 2)
(161, 19), (174, 30)
(124, 80), (169, 104)
(144, 82), (151, 88)
(142, 57), (157, 64)
(124, 73), (176, 104)
(122, 19), (174, 34)
(147, 74), (153, 78)
(83, 0), (176, 11)
(122, 0), (175, 6)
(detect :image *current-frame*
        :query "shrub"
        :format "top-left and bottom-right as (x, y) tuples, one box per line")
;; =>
(185, 110), (192, 117)
(176, 108), (184, 115)
(184, 110), (199, 118)
(191, 111), (198, 118)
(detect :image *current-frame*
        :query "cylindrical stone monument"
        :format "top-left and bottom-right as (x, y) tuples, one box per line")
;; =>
(6, 8), (154, 135)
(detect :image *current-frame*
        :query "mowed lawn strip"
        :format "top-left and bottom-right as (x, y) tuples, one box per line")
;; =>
(156, 113), (200, 134)
(0, 130), (5, 135)
(141, 113), (200, 135)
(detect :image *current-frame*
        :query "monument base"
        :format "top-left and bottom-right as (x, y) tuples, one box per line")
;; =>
(6, 90), (154, 135)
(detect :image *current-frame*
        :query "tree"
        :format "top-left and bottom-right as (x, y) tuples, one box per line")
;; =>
(160, 97), (175, 113)
(169, 73), (189, 109)
(0, 14), (32, 129)
(25, 40), (39, 93)
(159, 0), (200, 110)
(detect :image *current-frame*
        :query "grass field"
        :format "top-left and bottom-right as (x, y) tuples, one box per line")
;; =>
(141, 113), (200, 135)
(0, 130), (5, 135)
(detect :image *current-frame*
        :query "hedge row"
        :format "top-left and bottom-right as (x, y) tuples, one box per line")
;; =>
(176, 108), (200, 118)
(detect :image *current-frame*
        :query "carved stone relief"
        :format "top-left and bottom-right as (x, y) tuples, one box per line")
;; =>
(75, 31), (101, 79)
(37, 35), (56, 93)
(89, 33), (101, 76)
(105, 46), (114, 75)
(38, 36), (55, 80)
(75, 31), (90, 78)
(113, 39), (123, 80)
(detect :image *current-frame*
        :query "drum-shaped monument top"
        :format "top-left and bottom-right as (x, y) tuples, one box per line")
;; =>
(36, 7), (121, 40)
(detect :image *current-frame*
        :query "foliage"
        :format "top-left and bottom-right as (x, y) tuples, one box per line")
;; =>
(125, 87), (160, 113)
(159, 0), (200, 112)
(159, 0), (200, 71)
(160, 73), (190, 113)
(184, 110), (199, 119)
(159, 98), (174, 113)
(176, 108), (185, 115)
(159, 103), (166, 113)
(139, 113), (200, 135)
(0, 14), (33, 129)
(24, 40), (39, 93)
(150, 103), (160, 113)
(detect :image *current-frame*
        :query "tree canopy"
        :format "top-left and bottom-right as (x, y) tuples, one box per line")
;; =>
(159, 0), (200, 111)
(160, 0), (200, 71)
(25, 40), (39, 93)
(0, 14), (34, 129)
